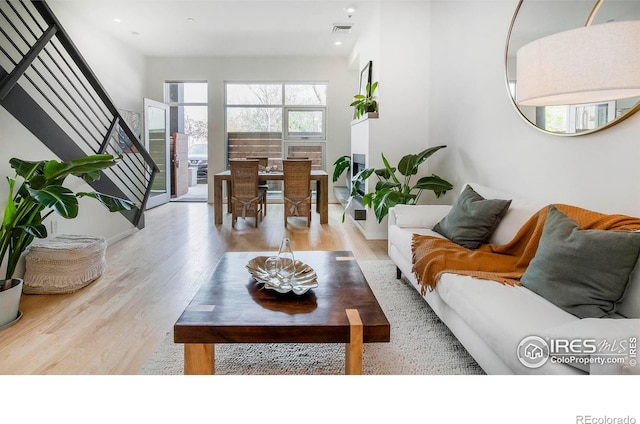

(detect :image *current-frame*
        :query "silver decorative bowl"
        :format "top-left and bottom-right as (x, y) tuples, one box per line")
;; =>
(246, 256), (318, 295)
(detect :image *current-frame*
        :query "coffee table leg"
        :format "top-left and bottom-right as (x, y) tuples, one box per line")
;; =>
(345, 309), (363, 375)
(184, 343), (215, 375)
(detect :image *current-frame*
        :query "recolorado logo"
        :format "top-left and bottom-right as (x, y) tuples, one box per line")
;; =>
(576, 416), (637, 424)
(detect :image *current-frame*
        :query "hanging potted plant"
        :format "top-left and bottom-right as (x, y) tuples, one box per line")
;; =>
(350, 81), (379, 119)
(0, 154), (135, 328)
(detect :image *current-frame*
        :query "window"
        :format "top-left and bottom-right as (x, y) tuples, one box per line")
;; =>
(284, 108), (325, 139)
(227, 83), (282, 105)
(225, 82), (328, 198)
(164, 81), (208, 148)
(225, 82), (327, 169)
(539, 101), (615, 134)
(285, 84), (327, 105)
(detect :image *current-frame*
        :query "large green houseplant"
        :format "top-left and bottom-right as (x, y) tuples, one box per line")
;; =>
(1, 154), (134, 280)
(345, 145), (453, 223)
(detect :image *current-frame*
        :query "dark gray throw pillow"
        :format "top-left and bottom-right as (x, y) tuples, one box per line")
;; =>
(520, 205), (640, 318)
(433, 185), (511, 249)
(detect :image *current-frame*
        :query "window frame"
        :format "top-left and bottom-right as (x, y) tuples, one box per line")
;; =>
(163, 80), (209, 146)
(164, 80), (208, 105)
(223, 81), (328, 171)
(283, 106), (327, 141)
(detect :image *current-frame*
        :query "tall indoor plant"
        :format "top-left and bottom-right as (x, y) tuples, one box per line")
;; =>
(345, 145), (453, 223)
(0, 154), (134, 327)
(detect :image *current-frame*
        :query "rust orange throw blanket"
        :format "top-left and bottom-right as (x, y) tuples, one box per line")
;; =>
(411, 204), (640, 295)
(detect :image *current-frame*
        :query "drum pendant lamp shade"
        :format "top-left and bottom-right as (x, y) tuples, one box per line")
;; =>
(516, 20), (640, 107)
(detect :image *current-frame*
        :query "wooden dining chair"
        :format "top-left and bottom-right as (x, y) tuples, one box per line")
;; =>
(246, 156), (269, 215)
(229, 159), (264, 228)
(282, 159), (312, 227)
(286, 156), (315, 196)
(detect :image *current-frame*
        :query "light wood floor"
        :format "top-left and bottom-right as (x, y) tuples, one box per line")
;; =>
(0, 202), (388, 374)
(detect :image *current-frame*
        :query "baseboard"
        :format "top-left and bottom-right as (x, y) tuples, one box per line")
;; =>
(106, 227), (138, 246)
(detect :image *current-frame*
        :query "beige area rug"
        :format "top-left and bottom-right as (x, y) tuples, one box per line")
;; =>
(139, 260), (484, 375)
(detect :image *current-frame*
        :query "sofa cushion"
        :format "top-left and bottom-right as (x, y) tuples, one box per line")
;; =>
(468, 182), (640, 318)
(619, 264), (640, 318)
(389, 225), (445, 270)
(392, 204), (452, 229)
(520, 205), (640, 318)
(434, 273), (581, 374)
(468, 183), (547, 246)
(433, 185), (511, 249)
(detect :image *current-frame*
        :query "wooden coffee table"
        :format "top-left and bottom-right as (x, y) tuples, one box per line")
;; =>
(173, 250), (390, 375)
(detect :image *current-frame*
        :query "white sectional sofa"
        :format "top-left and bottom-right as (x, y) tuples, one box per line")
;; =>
(388, 183), (640, 375)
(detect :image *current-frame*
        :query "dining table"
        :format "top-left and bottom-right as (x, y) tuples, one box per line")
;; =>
(213, 169), (329, 225)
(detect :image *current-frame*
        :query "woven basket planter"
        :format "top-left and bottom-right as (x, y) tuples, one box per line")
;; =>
(23, 234), (107, 294)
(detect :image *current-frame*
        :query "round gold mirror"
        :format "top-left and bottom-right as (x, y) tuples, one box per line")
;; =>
(505, 0), (640, 136)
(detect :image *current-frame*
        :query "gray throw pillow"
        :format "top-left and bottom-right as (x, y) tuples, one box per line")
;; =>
(520, 205), (640, 318)
(433, 185), (511, 249)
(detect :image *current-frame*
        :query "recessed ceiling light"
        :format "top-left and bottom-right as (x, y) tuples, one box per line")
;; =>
(112, 18), (121, 23)
(334, 41), (343, 46)
(344, 5), (357, 17)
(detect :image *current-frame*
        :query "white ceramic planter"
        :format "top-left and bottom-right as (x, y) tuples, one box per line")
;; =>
(0, 278), (23, 328)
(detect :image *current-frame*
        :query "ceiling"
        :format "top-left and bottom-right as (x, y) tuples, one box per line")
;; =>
(49, 0), (378, 57)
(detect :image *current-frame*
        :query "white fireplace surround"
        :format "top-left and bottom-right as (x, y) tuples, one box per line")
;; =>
(350, 115), (387, 240)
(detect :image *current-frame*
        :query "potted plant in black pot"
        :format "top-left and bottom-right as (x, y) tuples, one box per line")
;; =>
(350, 81), (379, 119)
(0, 154), (134, 328)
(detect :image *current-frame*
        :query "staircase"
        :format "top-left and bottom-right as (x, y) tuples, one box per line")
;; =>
(0, 0), (159, 228)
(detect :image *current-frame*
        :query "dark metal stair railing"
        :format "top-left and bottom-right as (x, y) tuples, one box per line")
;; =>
(0, 0), (159, 228)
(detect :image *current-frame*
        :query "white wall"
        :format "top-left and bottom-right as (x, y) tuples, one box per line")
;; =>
(348, 0), (640, 218)
(428, 0), (640, 216)
(349, 3), (381, 80)
(49, 2), (147, 113)
(347, 1), (435, 239)
(145, 56), (357, 203)
(0, 3), (147, 276)
(350, 1), (433, 172)
(376, 1), (431, 167)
